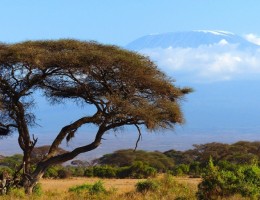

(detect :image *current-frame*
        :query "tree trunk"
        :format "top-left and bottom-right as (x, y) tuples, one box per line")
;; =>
(24, 185), (33, 195)
(22, 173), (42, 195)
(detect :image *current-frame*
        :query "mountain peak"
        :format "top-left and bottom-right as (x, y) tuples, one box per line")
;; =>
(194, 30), (234, 36)
(126, 30), (258, 50)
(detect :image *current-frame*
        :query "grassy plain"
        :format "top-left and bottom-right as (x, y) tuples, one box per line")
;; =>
(2, 176), (249, 200)
(39, 175), (200, 200)
(40, 177), (146, 194)
(1, 175), (200, 200)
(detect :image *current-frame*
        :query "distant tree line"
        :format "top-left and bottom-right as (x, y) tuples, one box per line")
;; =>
(1, 141), (260, 198)
(1, 141), (259, 179)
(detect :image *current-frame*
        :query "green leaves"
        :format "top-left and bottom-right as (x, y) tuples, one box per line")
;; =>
(197, 158), (260, 199)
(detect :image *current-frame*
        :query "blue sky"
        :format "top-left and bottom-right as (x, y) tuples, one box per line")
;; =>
(0, 0), (259, 46)
(1, 1), (260, 155)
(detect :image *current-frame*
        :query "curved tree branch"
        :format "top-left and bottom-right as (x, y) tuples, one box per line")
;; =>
(45, 111), (102, 159)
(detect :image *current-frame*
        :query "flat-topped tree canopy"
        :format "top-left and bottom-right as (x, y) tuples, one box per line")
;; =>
(0, 39), (191, 194)
(1, 39), (191, 133)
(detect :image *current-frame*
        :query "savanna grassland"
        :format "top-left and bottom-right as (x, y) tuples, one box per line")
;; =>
(1, 141), (259, 199)
(1, 175), (253, 200)
(2, 175), (201, 200)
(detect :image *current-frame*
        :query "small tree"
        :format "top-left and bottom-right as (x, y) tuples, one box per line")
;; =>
(0, 40), (191, 194)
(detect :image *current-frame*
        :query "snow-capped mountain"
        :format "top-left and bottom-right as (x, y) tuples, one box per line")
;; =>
(125, 30), (260, 142)
(126, 30), (259, 50)
(125, 30), (260, 82)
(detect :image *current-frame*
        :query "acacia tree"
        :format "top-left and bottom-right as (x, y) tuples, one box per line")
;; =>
(0, 40), (191, 194)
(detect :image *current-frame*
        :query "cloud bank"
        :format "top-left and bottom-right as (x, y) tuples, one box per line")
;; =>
(140, 41), (260, 82)
(244, 34), (260, 45)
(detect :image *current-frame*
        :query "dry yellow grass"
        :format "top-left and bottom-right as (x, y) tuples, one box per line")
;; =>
(173, 177), (201, 188)
(40, 176), (201, 194)
(2, 176), (249, 200)
(40, 177), (145, 194)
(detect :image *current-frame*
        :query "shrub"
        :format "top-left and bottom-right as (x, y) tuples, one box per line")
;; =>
(57, 169), (72, 179)
(0, 154), (23, 170)
(128, 161), (157, 178)
(43, 166), (59, 178)
(217, 160), (238, 171)
(69, 183), (92, 194)
(134, 174), (196, 199)
(72, 166), (85, 177)
(172, 164), (190, 176)
(93, 165), (117, 178)
(69, 180), (107, 195)
(197, 170), (239, 199)
(33, 183), (43, 196)
(238, 165), (260, 198)
(197, 158), (260, 200)
(7, 188), (26, 199)
(84, 162), (156, 179)
(0, 167), (13, 178)
(189, 161), (201, 176)
(116, 166), (131, 178)
(84, 167), (94, 177)
(89, 181), (106, 195)
(136, 179), (159, 193)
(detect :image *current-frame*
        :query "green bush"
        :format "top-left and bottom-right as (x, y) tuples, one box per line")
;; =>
(134, 174), (196, 199)
(33, 183), (43, 196)
(89, 181), (107, 195)
(189, 161), (201, 176)
(217, 160), (238, 171)
(0, 154), (23, 170)
(136, 179), (159, 193)
(172, 164), (190, 176)
(72, 166), (85, 177)
(69, 180), (107, 195)
(238, 165), (260, 198)
(243, 165), (260, 185)
(64, 166), (85, 177)
(57, 169), (72, 179)
(69, 183), (92, 194)
(0, 166), (13, 177)
(197, 158), (260, 200)
(84, 167), (94, 177)
(128, 161), (157, 178)
(7, 188), (26, 199)
(43, 166), (59, 178)
(116, 166), (131, 178)
(197, 170), (239, 199)
(83, 162), (156, 179)
(93, 165), (117, 178)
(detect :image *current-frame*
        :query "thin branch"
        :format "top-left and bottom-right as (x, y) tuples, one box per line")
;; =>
(134, 124), (142, 151)
(30, 134), (38, 149)
(13, 163), (23, 181)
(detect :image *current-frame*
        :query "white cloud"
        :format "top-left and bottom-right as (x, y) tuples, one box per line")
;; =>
(140, 43), (260, 82)
(244, 34), (260, 45)
(218, 39), (229, 46)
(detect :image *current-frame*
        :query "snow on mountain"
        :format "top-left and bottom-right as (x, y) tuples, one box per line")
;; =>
(126, 30), (259, 50)
(125, 30), (260, 82)
(124, 31), (260, 141)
